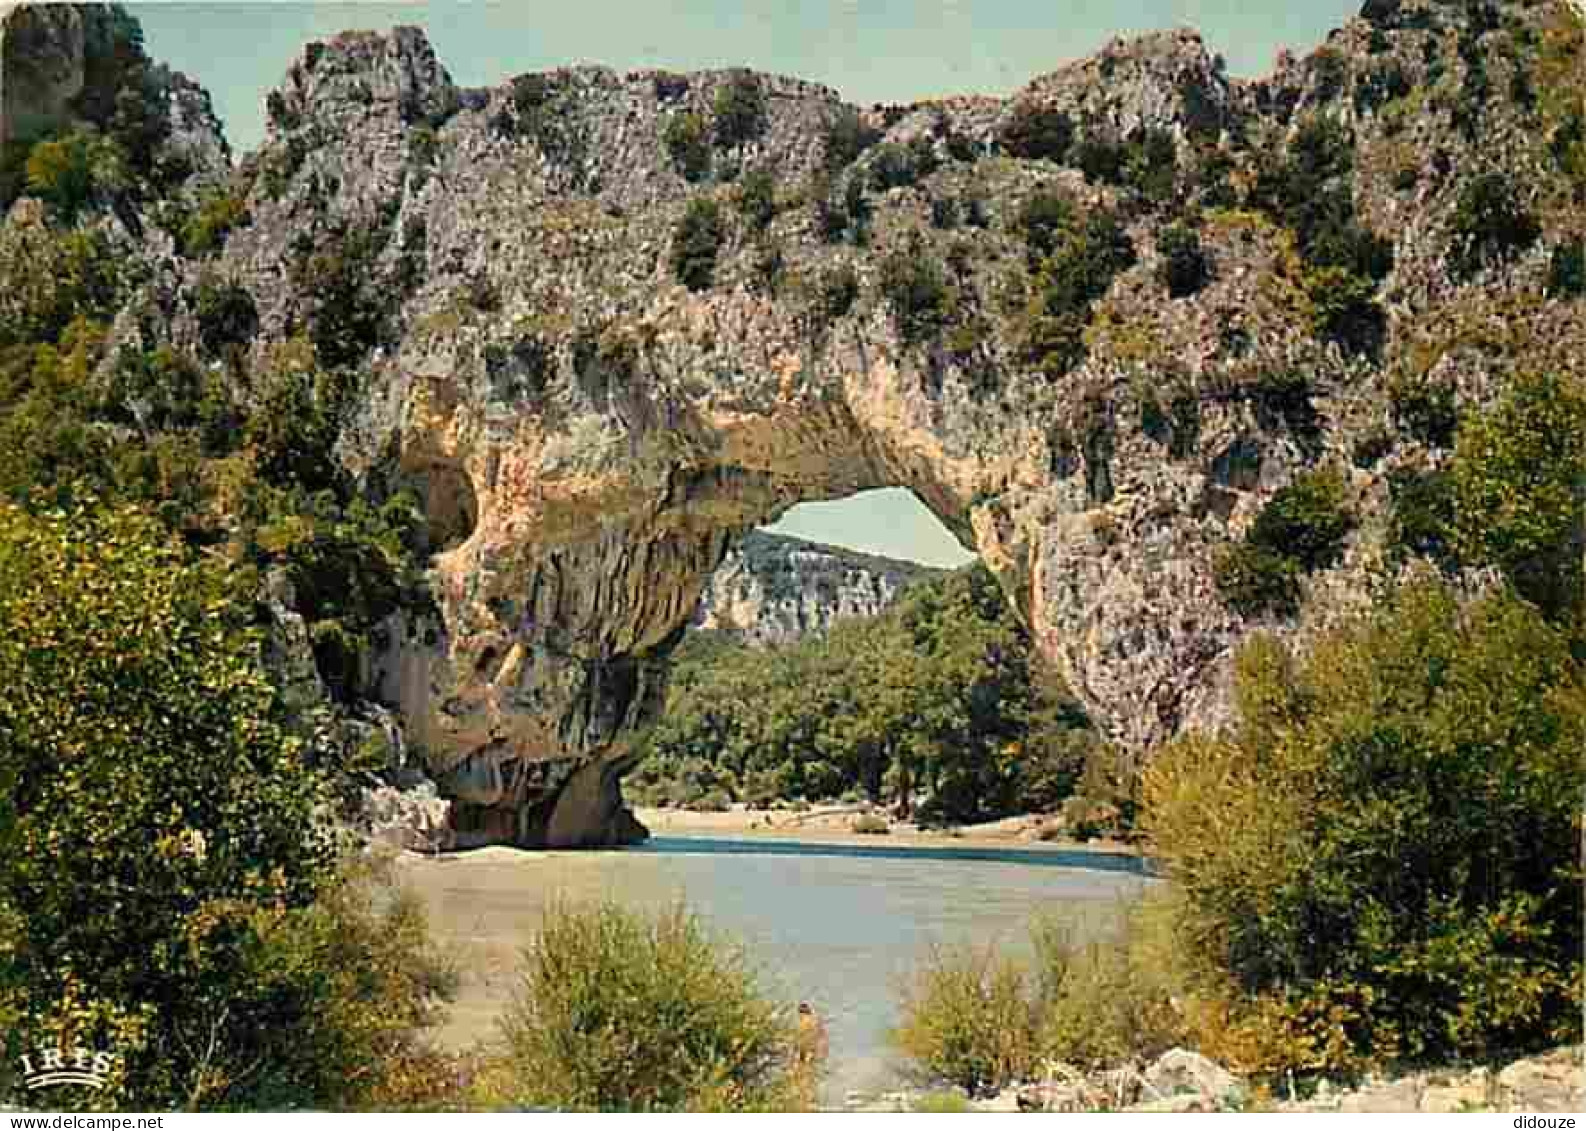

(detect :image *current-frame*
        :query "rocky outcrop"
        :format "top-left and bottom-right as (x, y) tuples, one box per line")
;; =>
(693, 530), (940, 646)
(31, 0), (1582, 846)
(960, 1045), (1585, 1114)
(0, 3), (228, 172)
(0, 2), (91, 146)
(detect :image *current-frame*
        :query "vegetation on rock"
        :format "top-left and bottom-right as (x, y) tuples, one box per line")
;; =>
(671, 196), (726, 291)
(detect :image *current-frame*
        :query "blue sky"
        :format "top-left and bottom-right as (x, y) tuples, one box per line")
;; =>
(137, 1), (1360, 567)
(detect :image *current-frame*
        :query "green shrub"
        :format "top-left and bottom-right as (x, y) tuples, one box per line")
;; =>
(1302, 265), (1386, 357)
(181, 189), (250, 256)
(1449, 170), (1541, 279)
(820, 106), (880, 171)
(879, 239), (952, 344)
(193, 274), (258, 358)
(735, 167), (776, 230)
(23, 130), (124, 220)
(1451, 371), (1586, 619)
(107, 344), (202, 432)
(867, 137), (938, 191)
(1145, 581), (1586, 1074)
(913, 1091), (973, 1113)
(713, 72), (768, 148)
(1388, 375), (1457, 447)
(1013, 190), (1075, 263)
(663, 112), (711, 182)
(1215, 469), (1353, 617)
(1156, 223), (1211, 298)
(670, 197), (726, 292)
(1074, 133), (1125, 185)
(929, 193), (959, 230)
(0, 214), (121, 348)
(1547, 239), (1585, 297)
(1247, 467), (1353, 572)
(892, 944), (1038, 1096)
(290, 225), (385, 369)
(1213, 543), (1301, 618)
(811, 263), (860, 325)
(245, 350), (343, 493)
(1014, 201), (1135, 375)
(489, 900), (817, 1111)
(999, 102), (1074, 162)
(1388, 466), (1456, 567)
(1033, 908), (1187, 1071)
(1121, 128), (1178, 206)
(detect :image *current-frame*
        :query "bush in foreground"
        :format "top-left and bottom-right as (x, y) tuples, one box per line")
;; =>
(892, 944), (1038, 1096)
(486, 900), (819, 1111)
(0, 501), (454, 1110)
(1145, 581), (1585, 1075)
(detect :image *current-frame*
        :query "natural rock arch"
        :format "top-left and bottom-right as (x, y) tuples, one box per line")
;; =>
(223, 25), (1309, 848)
(180, 8), (1586, 847)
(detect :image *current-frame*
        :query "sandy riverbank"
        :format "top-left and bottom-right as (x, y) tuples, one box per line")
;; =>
(632, 803), (1139, 856)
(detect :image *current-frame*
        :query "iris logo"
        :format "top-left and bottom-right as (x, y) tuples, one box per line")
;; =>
(18, 1045), (120, 1091)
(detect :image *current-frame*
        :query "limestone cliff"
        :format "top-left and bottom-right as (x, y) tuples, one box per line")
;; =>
(693, 530), (940, 646)
(5, 0), (1582, 847)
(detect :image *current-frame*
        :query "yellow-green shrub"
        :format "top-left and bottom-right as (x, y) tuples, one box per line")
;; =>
(0, 502), (455, 1110)
(1145, 580), (1586, 1074)
(1032, 901), (1187, 1069)
(892, 943), (1039, 1096)
(487, 900), (816, 1111)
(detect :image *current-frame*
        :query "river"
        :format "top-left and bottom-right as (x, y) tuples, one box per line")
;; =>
(399, 834), (1151, 1103)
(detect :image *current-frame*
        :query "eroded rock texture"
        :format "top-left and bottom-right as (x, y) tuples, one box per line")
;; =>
(15, 2), (1583, 845)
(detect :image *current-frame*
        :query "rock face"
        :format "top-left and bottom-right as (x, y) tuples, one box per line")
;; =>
(23, 1), (1585, 846)
(693, 530), (940, 646)
(0, 2), (90, 146)
(0, 3), (229, 169)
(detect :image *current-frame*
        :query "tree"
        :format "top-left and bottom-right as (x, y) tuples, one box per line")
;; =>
(0, 502), (327, 1104)
(1451, 371), (1586, 620)
(1145, 581), (1585, 1073)
(0, 503), (454, 1110)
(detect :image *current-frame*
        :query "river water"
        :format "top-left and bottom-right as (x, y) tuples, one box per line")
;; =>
(400, 834), (1150, 1102)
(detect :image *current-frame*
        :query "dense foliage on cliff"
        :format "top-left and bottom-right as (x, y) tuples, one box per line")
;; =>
(630, 564), (1102, 824)
(0, 503), (454, 1110)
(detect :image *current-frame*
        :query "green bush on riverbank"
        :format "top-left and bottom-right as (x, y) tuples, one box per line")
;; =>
(895, 577), (1586, 1093)
(481, 900), (821, 1111)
